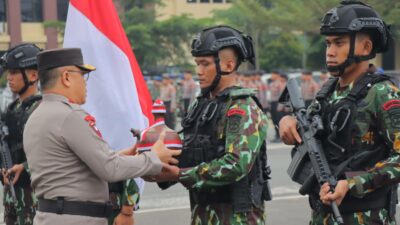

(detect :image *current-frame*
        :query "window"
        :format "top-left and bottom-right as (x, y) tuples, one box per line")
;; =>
(200, 0), (210, 3)
(0, 0), (5, 22)
(0, 0), (5, 33)
(187, 0), (197, 2)
(21, 0), (43, 22)
(57, 0), (69, 21)
(213, 0), (223, 2)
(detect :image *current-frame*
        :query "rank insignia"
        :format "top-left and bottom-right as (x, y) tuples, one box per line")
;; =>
(84, 114), (103, 138)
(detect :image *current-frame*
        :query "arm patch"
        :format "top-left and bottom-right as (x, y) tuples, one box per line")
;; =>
(383, 100), (400, 111)
(227, 108), (246, 117)
(227, 115), (242, 133)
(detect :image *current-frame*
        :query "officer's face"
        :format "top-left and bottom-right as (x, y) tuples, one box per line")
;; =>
(194, 56), (216, 89)
(6, 69), (24, 94)
(64, 66), (88, 105)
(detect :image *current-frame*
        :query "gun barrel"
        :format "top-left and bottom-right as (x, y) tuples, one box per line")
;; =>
(332, 202), (344, 224)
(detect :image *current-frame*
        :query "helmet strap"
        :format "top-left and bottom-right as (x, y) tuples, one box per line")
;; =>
(18, 69), (37, 95)
(200, 57), (232, 97)
(327, 33), (376, 76)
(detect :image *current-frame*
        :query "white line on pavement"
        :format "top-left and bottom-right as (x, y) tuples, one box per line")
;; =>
(267, 143), (288, 150)
(136, 195), (307, 214)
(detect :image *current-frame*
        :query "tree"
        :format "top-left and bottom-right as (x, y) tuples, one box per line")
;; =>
(270, 0), (400, 69)
(213, 0), (275, 70)
(122, 1), (211, 72)
(153, 15), (212, 67)
(259, 32), (302, 71)
(123, 6), (161, 70)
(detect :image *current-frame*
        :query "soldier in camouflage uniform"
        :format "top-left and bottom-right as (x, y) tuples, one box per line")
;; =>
(108, 179), (140, 225)
(0, 44), (42, 225)
(151, 25), (271, 225)
(279, 1), (398, 225)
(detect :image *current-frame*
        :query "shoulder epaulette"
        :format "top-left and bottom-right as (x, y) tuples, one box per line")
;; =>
(229, 88), (257, 99)
(61, 101), (82, 111)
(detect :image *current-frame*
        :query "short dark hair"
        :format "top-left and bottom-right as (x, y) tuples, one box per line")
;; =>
(280, 73), (288, 81)
(271, 70), (281, 75)
(221, 46), (240, 70)
(302, 70), (312, 75)
(39, 68), (60, 90)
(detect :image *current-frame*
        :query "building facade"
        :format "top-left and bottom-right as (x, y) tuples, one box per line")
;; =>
(156, 0), (231, 20)
(0, 0), (69, 52)
(0, 0), (397, 71)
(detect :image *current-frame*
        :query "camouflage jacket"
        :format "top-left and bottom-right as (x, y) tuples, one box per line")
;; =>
(312, 77), (400, 225)
(179, 87), (268, 225)
(108, 179), (140, 224)
(4, 94), (41, 183)
(110, 179), (140, 209)
(328, 80), (400, 197)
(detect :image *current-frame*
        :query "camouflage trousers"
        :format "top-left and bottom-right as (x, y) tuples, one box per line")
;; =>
(108, 192), (122, 225)
(309, 208), (396, 225)
(3, 185), (37, 225)
(191, 203), (265, 225)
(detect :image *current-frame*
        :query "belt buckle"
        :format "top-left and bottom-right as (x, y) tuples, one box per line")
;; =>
(104, 202), (113, 217)
(56, 197), (64, 214)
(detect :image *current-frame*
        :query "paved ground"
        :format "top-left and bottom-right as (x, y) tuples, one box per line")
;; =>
(135, 143), (400, 225)
(1, 142), (399, 225)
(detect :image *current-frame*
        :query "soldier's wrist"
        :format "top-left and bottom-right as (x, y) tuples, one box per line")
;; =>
(120, 205), (134, 216)
(347, 177), (366, 198)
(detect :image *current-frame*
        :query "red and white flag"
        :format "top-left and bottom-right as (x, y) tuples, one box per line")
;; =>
(63, 0), (154, 191)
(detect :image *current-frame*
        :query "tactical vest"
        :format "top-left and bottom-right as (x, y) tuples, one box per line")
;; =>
(309, 73), (396, 214)
(4, 94), (42, 187)
(179, 86), (271, 213)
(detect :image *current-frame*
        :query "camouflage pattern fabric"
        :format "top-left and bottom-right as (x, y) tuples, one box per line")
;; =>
(3, 186), (36, 225)
(311, 79), (400, 225)
(108, 179), (140, 225)
(3, 97), (40, 225)
(310, 208), (395, 225)
(179, 94), (268, 225)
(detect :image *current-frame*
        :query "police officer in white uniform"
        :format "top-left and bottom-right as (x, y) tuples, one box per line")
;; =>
(23, 48), (180, 225)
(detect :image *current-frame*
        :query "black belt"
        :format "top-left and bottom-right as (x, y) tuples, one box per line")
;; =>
(190, 189), (231, 206)
(38, 197), (112, 218)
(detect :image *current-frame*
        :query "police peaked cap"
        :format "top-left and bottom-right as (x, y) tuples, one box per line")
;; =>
(37, 48), (96, 72)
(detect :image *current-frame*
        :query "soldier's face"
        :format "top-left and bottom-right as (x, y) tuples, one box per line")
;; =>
(6, 69), (24, 94)
(325, 34), (372, 77)
(194, 56), (216, 89)
(325, 35), (351, 76)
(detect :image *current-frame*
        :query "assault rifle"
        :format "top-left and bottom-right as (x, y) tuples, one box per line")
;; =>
(279, 78), (344, 225)
(0, 121), (17, 203)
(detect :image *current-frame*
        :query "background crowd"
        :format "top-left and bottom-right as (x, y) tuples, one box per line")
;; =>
(146, 68), (338, 142)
